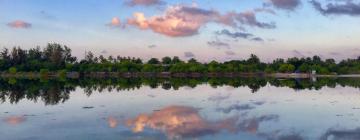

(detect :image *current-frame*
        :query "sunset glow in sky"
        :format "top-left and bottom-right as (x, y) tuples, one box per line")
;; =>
(1, 0), (360, 61)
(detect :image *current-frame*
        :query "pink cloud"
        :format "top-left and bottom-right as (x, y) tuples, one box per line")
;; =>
(126, 5), (275, 37)
(7, 20), (32, 29)
(107, 17), (122, 27)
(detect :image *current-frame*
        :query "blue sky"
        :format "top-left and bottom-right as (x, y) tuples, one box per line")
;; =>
(1, 0), (360, 62)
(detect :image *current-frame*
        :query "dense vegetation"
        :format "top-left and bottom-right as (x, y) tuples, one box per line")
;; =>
(1, 43), (360, 74)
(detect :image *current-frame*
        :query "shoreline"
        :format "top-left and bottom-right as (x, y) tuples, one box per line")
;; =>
(1, 72), (360, 79)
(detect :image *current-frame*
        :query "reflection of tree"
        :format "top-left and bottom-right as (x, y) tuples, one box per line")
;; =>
(0, 78), (360, 105)
(0, 79), (75, 105)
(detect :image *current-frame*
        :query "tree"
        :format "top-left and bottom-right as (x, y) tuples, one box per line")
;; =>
(247, 54), (260, 64)
(147, 58), (160, 64)
(188, 58), (198, 64)
(298, 63), (310, 73)
(172, 56), (182, 64)
(10, 47), (26, 65)
(162, 57), (172, 65)
(279, 64), (295, 73)
(85, 51), (94, 62)
(208, 61), (220, 72)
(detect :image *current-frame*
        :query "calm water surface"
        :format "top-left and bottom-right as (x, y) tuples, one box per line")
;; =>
(1, 78), (360, 140)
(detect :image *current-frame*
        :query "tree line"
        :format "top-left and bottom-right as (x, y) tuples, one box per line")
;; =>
(1, 43), (360, 74)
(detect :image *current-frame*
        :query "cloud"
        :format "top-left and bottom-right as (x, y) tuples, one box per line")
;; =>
(225, 51), (236, 56)
(127, 6), (218, 37)
(329, 52), (341, 56)
(310, 0), (360, 16)
(125, 0), (165, 7)
(292, 50), (305, 57)
(100, 50), (108, 54)
(148, 44), (157, 48)
(40, 10), (56, 19)
(126, 5), (275, 37)
(216, 29), (265, 42)
(235, 11), (276, 29)
(107, 17), (122, 27)
(207, 40), (230, 49)
(254, 8), (277, 15)
(7, 20), (32, 29)
(216, 29), (253, 39)
(252, 101), (266, 106)
(251, 37), (265, 42)
(269, 0), (301, 10)
(184, 51), (195, 58)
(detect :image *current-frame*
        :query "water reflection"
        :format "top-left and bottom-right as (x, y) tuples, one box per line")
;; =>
(4, 116), (26, 125)
(0, 77), (360, 105)
(216, 104), (255, 113)
(125, 105), (279, 139)
(107, 116), (118, 128)
(0, 78), (360, 140)
(320, 128), (360, 140)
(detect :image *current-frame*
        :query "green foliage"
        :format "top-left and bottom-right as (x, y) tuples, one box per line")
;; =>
(298, 63), (310, 73)
(40, 69), (49, 76)
(142, 64), (161, 72)
(1, 77), (360, 105)
(0, 45), (359, 75)
(58, 69), (67, 79)
(161, 57), (172, 65)
(147, 58), (160, 64)
(8, 78), (17, 85)
(279, 64), (295, 73)
(8, 67), (17, 74)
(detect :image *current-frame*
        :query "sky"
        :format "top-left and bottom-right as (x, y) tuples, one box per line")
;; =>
(0, 0), (360, 62)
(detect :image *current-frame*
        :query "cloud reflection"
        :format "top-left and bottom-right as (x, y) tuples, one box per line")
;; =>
(108, 116), (118, 128)
(320, 128), (360, 140)
(216, 104), (255, 113)
(125, 106), (239, 139)
(125, 105), (279, 139)
(4, 116), (26, 125)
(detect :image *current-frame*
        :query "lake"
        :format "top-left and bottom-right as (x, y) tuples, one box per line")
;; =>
(1, 78), (360, 140)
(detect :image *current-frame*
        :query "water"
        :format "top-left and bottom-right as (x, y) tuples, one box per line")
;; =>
(0, 78), (360, 140)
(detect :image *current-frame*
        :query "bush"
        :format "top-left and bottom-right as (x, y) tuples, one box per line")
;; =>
(8, 67), (17, 74)
(279, 64), (295, 73)
(40, 69), (49, 76)
(58, 69), (67, 79)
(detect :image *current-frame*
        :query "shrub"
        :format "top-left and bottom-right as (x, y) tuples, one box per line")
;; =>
(8, 67), (17, 74)
(58, 69), (67, 78)
(40, 69), (49, 77)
